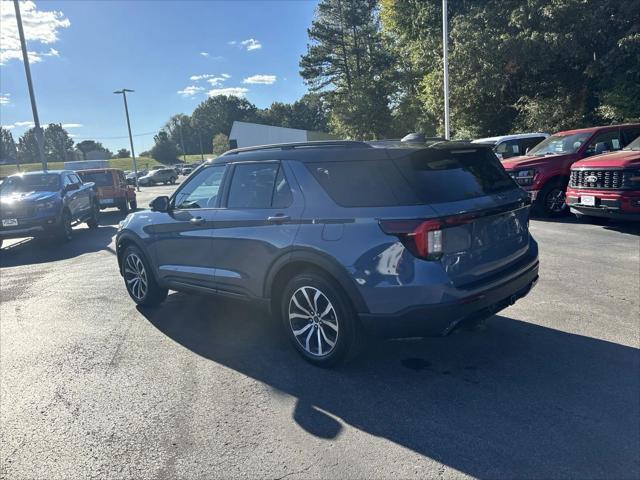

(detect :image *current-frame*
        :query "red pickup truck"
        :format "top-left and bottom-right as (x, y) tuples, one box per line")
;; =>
(501, 123), (640, 216)
(565, 135), (640, 222)
(77, 168), (137, 213)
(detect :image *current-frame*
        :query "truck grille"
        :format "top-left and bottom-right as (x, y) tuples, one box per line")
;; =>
(0, 204), (36, 219)
(570, 169), (626, 189)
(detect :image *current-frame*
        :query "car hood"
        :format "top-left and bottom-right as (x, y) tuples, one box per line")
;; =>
(501, 153), (577, 170)
(571, 150), (640, 169)
(0, 190), (59, 204)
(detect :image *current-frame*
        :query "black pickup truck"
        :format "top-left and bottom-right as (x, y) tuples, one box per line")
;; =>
(0, 170), (99, 247)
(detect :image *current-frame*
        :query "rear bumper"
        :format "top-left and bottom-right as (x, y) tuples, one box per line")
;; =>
(358, 260), (539, 338)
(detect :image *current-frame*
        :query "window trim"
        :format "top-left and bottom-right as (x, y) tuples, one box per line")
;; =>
(170, 164), (227, 211)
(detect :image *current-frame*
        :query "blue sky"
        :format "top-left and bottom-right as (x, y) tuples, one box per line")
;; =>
(0, 0), (318, 153)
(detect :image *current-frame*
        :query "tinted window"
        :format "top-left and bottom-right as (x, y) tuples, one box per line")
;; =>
(79, 171), (112, 186)
(519, 137), (545, 153)
(307, 149), (515, 207)
(174, 165), (225, 209)
(495, 140), (520, 158)
(272, 166), (293, 208)
(227, 163), (279, 209)
(622, 128), (640, 146)
(585, 130), (622, 155)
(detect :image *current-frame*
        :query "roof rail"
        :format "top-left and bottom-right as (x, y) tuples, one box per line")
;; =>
(221, 140), (372, 156)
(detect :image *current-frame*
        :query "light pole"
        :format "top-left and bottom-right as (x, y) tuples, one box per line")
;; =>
(113, 89), (139, 191)
(442, 0), (450, 140)
(179, 118), (186, 163)
(14, 0), (47, 170)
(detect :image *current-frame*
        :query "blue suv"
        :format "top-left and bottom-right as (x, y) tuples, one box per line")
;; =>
(116, 141), (539, 366)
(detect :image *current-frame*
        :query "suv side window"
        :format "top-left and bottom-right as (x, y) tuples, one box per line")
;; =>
(174, 165), (226, 209)
(226, 162), (282, 209)
(622, 127), (640, 146)
(272, 166), (293, 208)
(585, 130), (622, 156)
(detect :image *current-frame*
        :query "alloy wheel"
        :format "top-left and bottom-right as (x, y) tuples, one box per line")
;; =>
(288, 286), (339, 357)
(546, 187), (566, 213)
(124, 253), (148, 300)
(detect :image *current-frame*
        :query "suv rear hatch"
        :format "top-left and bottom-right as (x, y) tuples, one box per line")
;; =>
(385, 147), (532, 287)
(79, 170), (116, 199)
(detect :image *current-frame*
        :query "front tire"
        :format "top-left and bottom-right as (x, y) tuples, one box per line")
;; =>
(536, 179), (568, 217)
(86, 202), (99, 229)
(119, 199), (129, 214)
(170, 177), (176, 185)
(281, 272), (358, 367)
(56, 210), (73, 242)
(121, 245), (167, 307)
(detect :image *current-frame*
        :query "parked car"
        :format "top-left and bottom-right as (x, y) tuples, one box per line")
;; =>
(116, 140), (539, 366)
(138, 168), (178, 186)
(472, 133), (549, 160)
(77, 168), (137, 213)
(181, 167), (193, 175)
(0, 170), (98, 247)
(501, 123), (640, 216)
(125, 169), (147, 186)
(565, 135), (640, 222)
(173, 163), (186, 174)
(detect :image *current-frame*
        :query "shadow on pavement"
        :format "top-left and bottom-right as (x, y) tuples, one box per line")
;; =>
(0, 210), (125, 267)
(141, 293), (640, 479)
(532, 213), (640, 235)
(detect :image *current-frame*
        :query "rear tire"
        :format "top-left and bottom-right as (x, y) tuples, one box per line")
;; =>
(121, 245), (168, 307)
(170, 177), (176, 185)
(536, 179), (568, 217)
(119, 199), (129, 214)
(129, 200), (137, 211)
(281, 271), (359, 367)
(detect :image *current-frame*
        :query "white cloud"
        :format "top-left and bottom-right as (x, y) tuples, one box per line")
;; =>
(200, 52), (209, 57)
(0, 93), (10, 104)
(0, 1), (70, 65)
(2, 124), (15, 129)
(61, 123), (82, 128)
(240, 38), (262, 51)
(14, 121), (35, 127)
(207, 76), (228, 86)
(227, 41), (236, 45)
(190, 74), (213, 81)
(221, 73), (231, 79)
(208, 87), (248, 98)
(177, 85), (205, 97)
(243, 74), (276, 85)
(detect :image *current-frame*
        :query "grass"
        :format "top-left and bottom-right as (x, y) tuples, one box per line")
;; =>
(0, 154), (211, 177)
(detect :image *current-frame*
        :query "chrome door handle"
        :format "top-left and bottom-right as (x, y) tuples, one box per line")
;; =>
(189, 216), (206, 226)
(267, 214), (290, 223)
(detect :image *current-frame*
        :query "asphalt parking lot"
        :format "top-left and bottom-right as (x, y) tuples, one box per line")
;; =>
(1, 183), (639, 479)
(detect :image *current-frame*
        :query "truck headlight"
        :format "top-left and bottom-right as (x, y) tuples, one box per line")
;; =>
(511, 169), (536, 186)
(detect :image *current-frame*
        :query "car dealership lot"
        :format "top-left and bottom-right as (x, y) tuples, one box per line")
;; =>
(1, 184), (638, 479)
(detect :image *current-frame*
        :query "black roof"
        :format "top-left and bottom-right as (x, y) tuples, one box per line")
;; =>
(211, 140), (489, 165)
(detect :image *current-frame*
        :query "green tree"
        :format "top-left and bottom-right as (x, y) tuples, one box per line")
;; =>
(0, 127), (18, 166)
(116, 148), (131, 158)
(17, 128), (40, 164)
(150, 130), (179, 164)
(212, 133), (230, 155)
(191, 95), (258, 153)
(43, 123), (74, 163)
(300, 0), (394, 139)
(165, 113), (200, 155)
(75, 140), (112, 160)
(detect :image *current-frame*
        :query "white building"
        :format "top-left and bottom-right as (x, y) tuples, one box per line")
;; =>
(229, 121), (336, 149)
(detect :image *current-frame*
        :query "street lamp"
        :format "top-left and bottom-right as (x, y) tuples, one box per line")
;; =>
(442, 0), (450, 140)
(113, 89), (140, 191)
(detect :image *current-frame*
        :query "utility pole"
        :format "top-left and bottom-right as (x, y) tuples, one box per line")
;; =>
(442, 0), (450, 140)
(179, 118), (186, 163)
(198, 128), (204, 162)
(114, 89), (139, 191)
(14, 0), (47, 170)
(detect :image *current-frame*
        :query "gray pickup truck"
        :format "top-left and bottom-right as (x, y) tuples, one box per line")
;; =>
(0, 170), (99, 247)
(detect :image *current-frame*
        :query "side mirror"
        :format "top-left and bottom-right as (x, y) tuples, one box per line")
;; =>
(594, 142), (607, 154)
(149, 195), (171, 212)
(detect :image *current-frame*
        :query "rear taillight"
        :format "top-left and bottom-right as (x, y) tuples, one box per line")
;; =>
(379, 219), (444, 260)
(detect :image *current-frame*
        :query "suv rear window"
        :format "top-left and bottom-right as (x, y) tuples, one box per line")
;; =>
(79, 171), (113, 186)
(307, 148), (515, 207)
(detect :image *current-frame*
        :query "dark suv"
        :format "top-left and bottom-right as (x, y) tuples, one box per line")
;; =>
(116, 141), (539, 366)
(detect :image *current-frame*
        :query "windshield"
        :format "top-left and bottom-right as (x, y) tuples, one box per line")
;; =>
(78, 171), (113, 186)
(624, 136), (640, 151)
(0, 174), (61, 195)
(528, 132), (592, 156)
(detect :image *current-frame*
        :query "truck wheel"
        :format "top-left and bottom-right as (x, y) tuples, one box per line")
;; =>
(170, 177), (176, 185)
(129, 200), (137, 211)
(57, 210), (73, 242)
(122, 245), (168, 307)
(119, 200), (129, 214)
(537, 180), (568, 217)
(86, 202), (99, 229)
(281, 271), (360, 368)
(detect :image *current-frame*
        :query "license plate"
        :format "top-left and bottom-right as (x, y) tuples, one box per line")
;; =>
(100, 199), (115, 205)
(2, 218), (18, 227)
(581, 195), (596, 206)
